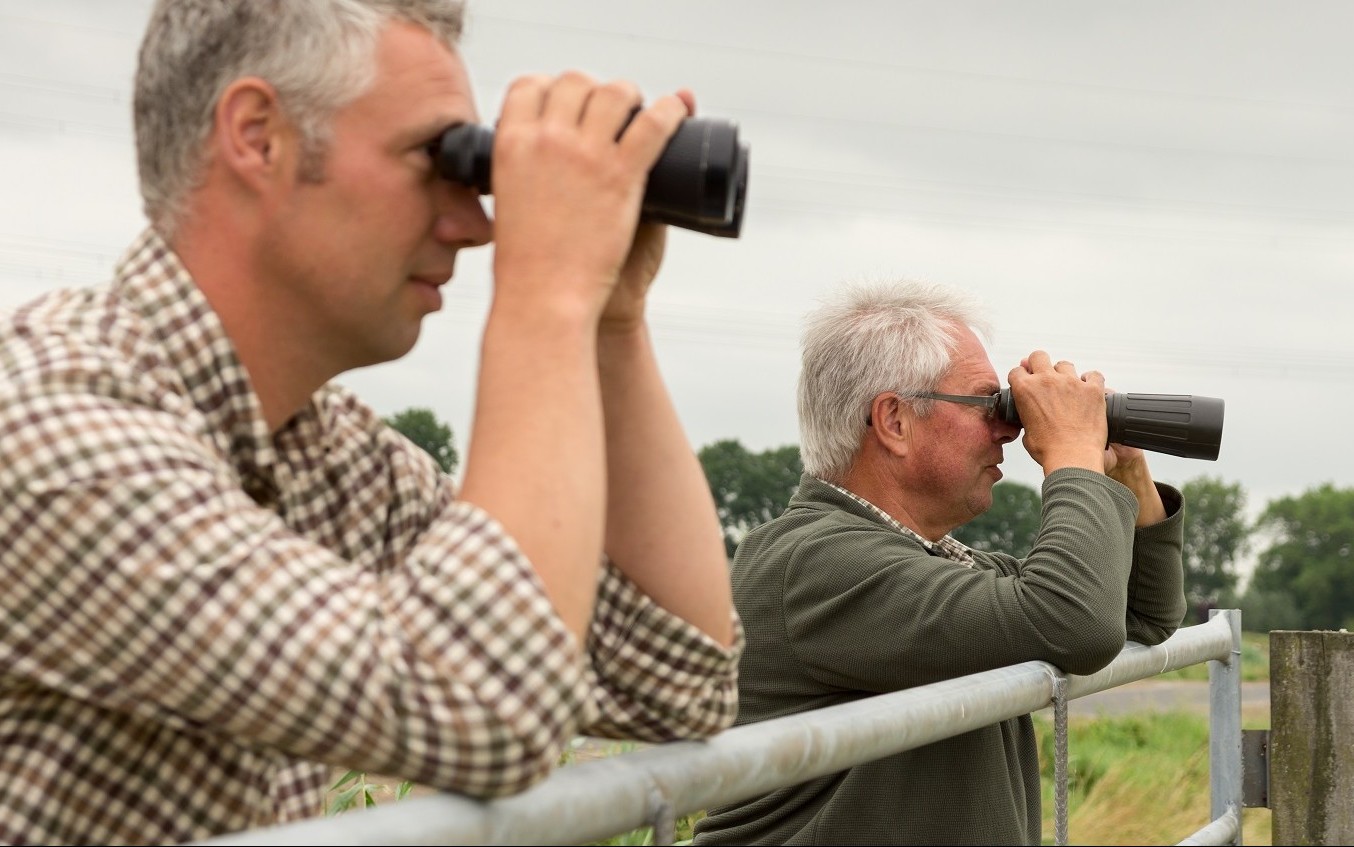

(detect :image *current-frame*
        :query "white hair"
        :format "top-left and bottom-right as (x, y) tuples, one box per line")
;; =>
(797, 278), (992, 481)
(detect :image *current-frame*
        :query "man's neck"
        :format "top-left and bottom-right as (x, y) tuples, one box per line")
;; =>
(836, 463), (948, 543)
(169, 222), (329, 433)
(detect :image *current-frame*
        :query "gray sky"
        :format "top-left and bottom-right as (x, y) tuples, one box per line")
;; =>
(3, 0), (1353, 528)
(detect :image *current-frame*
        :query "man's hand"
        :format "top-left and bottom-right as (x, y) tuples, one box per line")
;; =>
(1008, 350), (1109, 475)
(1104, 431), (1167, 526)
(598, 90), (696, 337)
(489, 73), (692, 326)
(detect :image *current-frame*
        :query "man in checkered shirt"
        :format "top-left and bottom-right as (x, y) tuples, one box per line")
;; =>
(0, 1), (742, 844)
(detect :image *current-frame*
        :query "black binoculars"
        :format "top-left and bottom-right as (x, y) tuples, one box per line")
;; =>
(431, 116), (750, 238)
(997, 389), (1225, 461)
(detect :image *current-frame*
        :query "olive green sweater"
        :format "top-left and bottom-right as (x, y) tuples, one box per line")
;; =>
(694, 468), (1186, 846)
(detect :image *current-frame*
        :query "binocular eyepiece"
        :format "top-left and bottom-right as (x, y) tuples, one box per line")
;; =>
(997, 389), (1225, 461)
(431, 115), (750, 238)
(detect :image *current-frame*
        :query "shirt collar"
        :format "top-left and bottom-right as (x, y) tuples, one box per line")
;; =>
(815, 477), (975, 566)
(111, 227), (278, 474)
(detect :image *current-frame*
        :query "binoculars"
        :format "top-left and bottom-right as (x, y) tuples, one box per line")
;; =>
(997, 389), (1225, 461)
(431, 115), (750, 238)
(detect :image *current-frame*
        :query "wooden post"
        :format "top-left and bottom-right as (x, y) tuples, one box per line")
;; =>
(1270, 630), (1354, 845)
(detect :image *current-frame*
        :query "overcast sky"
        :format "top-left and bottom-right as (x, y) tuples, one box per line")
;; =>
(3, 0), (1353, 528)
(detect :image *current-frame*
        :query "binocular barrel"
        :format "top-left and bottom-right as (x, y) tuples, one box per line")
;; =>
(995, 389), (1225, 461)
(431, 116), (750, 238)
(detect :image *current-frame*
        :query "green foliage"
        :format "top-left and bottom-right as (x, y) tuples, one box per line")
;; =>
(1231, 585), (1305, 634)
(385, 406), (458, 475)
(586, 813), (703, 846)
(698, 439), (802, 556)
(952, 480), (1041, 555)
(1179, 476), (1250, 608)
(326, 769), (414, 815)
(1250, 483), (1354, 629)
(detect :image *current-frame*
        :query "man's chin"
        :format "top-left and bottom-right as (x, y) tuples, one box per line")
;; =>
(344, 326), (422, 373)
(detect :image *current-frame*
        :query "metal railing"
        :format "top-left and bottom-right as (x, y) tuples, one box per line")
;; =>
(198, 609), (1244, 847)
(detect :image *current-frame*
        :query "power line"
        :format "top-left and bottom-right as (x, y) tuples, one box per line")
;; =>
(471, 12), (1354, 117)
(765, 166), (1354, 227)
(0, 111), (129, 139)
(4, 251), (1351, 380)
(0, 12), (140, 39)
(751, 196), (1354, 250)
(0, 71), (126, 104)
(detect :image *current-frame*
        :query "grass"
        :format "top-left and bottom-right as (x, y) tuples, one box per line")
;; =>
(1033, 710), (1271, 845)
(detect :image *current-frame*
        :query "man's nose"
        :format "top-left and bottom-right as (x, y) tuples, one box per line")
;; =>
(432, 181), (493, 248)
(992, 416), (1021, 445)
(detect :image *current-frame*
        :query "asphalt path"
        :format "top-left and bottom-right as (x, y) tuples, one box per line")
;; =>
(1055, 678), (1271, 719)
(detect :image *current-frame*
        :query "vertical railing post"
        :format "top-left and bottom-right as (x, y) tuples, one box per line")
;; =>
(1208, 608), (1244, 845)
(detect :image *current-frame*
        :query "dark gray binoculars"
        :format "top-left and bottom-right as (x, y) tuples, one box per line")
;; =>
(997, 389), (1225, 460)
(431, 116), (749, 238)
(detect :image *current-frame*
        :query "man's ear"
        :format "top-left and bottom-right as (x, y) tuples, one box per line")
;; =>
(867, 392), (912, 458)
(213, 77), (288, 189)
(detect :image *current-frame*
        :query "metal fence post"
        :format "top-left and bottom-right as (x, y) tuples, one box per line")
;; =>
(1207, 608), (1244, 846)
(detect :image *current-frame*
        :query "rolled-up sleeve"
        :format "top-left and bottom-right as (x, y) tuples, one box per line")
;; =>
(582, 560), (743, 741)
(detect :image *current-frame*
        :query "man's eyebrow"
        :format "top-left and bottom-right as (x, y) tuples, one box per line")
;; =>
(406, 113), (471, 146)
(413, 120), (456, 143)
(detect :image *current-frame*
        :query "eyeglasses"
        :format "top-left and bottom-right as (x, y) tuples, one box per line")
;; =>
(866, 390), (1004, 426)
(913, 391), (1002, 421)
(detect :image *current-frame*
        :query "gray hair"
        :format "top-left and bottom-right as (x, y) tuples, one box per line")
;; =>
(134, 0), (466, 236)
(797, 278), (992, 481)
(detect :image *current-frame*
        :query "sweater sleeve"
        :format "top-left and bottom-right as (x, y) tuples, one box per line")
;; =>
(1124, 483), (1188, 645)
(779, 469), (1140, 692)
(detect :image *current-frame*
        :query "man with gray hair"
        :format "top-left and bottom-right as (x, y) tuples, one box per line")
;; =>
(0, 1), (741, 843)
(694, 279), (1185, 845)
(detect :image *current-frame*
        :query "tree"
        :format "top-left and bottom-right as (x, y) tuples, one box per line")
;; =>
(385, 407), (458, 475)
(698, 439), (803, 557)
(951, 481), (1041, 555)
(1230, 585), (1304, 633)
(1249, 483), (1354, 630)
(1179, 476), (1250, 612)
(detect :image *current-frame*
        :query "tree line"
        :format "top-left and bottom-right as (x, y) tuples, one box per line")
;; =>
(387, 408), (1353, 634)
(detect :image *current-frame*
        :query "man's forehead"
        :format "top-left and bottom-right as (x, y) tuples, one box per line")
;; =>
(363, 21), (479, 119)
(338, 23), (482, 135)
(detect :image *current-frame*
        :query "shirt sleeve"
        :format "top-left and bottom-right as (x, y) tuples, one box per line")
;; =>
(580, 560), (743, 741)
(2, 379), (591, 799)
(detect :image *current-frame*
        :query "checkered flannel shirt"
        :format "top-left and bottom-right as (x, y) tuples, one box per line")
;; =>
(0, 228), (742, 845)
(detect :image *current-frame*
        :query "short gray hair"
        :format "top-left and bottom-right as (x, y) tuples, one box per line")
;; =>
(797, 278), (992, 481)
(134, 0), (466, 236)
